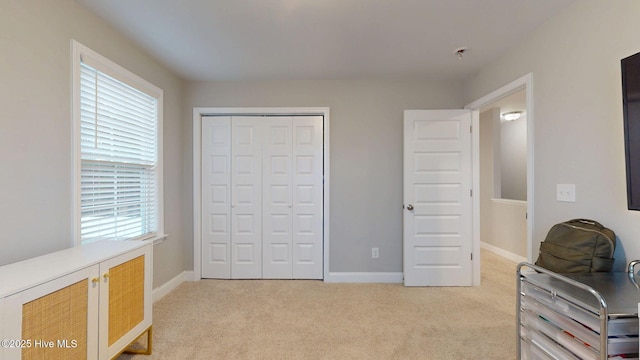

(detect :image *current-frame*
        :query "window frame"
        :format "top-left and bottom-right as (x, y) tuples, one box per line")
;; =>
(71, 40), (164, 246)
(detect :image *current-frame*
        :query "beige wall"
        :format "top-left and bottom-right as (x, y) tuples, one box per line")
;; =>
(6, 0), (638, 283)
(480, 109), (527, 258)
(0, 0), (464, 283)
(466, 0), (640, 269)
(500, 116), (527, 201)
(0, 0), (187, 287)
(186, 79), (464, 272)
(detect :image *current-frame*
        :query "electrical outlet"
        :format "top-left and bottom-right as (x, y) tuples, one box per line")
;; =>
(556, 184), (576, 202)
(372, 247), (379, 259)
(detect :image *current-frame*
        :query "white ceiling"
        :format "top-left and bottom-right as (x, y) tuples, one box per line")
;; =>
(76, 0), (574, 82)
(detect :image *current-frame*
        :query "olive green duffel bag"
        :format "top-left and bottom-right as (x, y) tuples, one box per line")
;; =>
(535, 219), (616, 273)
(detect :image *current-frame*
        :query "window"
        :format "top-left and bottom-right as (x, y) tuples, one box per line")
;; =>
(72, 41), (163, 245)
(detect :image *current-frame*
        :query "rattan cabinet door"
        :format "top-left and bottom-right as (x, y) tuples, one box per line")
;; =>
(97, 244), (152, 360)
(2, 265), (100, 360)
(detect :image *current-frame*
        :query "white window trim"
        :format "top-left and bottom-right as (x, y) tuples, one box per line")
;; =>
(71, 40), (165, 247)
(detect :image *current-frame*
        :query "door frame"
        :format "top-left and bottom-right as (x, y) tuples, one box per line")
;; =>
(465, 73), (534, 285)
(192, 107), (330, 281)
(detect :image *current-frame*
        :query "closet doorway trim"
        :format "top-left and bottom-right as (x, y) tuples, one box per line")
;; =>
(192, 107), (330, 281)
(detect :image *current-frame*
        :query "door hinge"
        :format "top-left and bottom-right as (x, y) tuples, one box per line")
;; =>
(470, 189), (473, 197)
(471, 253), (473, 261)
(470, 125), (472, 133)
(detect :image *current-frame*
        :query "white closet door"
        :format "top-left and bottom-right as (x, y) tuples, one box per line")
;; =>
(201, 116), (231, 279)
(231, 117), (263, 279)
(292, 116), (323, 279)
(201, 115), (323, 280)
(262, 117), (293, 278)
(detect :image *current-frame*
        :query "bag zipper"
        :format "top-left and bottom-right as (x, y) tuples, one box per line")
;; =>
(560, 223), (615, 258)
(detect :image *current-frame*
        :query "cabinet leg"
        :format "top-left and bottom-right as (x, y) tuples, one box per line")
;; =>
(123, 325), (153, 356)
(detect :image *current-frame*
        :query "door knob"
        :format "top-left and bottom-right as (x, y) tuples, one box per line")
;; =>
(407, 204), (414, 211)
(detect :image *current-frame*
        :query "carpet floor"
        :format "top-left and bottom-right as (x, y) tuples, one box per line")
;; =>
(118, 250), (518, 359)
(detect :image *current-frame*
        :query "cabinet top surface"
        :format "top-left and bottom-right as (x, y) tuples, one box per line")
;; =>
(0, 240), (151, 298)
(522, 272), (640, 317)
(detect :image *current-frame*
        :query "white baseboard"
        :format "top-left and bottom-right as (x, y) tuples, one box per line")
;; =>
(152, 270), (194, 303)
(155, 271), (402, 291)
(480, 242), (527, 264)
(183, 270), (195, 281)
(325, 272), (403, 283)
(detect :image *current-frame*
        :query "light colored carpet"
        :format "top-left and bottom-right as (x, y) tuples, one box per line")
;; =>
(119, 250), (518, 360)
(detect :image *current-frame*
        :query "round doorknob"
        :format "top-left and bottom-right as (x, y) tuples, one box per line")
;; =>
(407, 204), (414, 211)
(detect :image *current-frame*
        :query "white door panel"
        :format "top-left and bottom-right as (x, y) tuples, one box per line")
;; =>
(292, 116), (323, 279)
(263, 117), (293, 278)
(404, 110), (472, 286)
(232, 117), (263, 279)
(201, 115), (323, 280)
(201, 117), (231, 279)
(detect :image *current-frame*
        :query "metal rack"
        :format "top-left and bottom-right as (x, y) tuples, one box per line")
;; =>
(517, 262), (640, 359)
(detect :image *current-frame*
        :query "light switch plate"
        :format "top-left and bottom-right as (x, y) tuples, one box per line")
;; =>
(557, 184), (576, 202)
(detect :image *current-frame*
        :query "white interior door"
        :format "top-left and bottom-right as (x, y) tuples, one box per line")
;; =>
(231, 117), (263, 278)
(262, 116), (324, 279)
(201, 116), (231, 279)
(403, 110), (473, 286)
(263, 117), (294, 278)
(292, 116), (323, 279)
(201, 115), (323, 280)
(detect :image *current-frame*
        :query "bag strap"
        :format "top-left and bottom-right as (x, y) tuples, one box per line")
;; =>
(568, 218), (604, 229)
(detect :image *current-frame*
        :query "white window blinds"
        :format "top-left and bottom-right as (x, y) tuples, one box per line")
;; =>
(79, 61), (159, 243)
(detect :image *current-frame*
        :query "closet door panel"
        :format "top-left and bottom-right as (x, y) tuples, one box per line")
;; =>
(231, 117), (263, 279)
(263, 117), (293, 278)
(200, 114), (323, 280)
(201, 117), (232, 279)
(292, 116), (324, 279)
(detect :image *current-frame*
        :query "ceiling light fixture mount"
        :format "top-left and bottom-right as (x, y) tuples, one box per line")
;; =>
(454, 47), (469, 60)
(502, 111), (523, 121)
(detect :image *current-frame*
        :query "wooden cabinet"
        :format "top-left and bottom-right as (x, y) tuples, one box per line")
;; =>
(0, 241), (152, 360)
(98, 246), (152, 359)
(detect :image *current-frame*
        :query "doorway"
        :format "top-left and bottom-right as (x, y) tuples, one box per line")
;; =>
(478, 89), (528, 263)
(466, 73), (534, 285)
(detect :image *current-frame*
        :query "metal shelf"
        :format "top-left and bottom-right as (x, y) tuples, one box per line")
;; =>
(517, 262), (640, 359)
